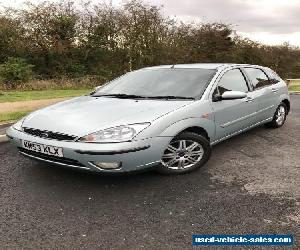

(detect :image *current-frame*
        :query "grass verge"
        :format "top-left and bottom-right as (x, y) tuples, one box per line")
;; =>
(0, 89), (91, 103)
(0, 111), (30, 123)
(288, 85), (300, 93)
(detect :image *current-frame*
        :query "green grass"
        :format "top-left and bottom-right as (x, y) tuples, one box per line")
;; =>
(288, 84), (300, 92)
(287, 79), (300, 92)
(287, 79), (300, 86)
(0, 111), (30, 122)
(0, 89), (91, 103)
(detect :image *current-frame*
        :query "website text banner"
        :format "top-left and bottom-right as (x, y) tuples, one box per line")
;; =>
(192, 234), (293, 246)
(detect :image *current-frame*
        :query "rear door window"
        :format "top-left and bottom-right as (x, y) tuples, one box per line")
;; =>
(244, 68), (271, 90)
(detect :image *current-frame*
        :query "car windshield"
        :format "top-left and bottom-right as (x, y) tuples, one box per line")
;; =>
(93, 68), (216, 99)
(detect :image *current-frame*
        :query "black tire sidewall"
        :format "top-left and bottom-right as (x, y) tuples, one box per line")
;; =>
(273, 103), (287, 128)
(156, 132), (211, 174)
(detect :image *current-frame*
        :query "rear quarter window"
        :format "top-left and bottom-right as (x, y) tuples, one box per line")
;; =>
(263, 68), (282, 84)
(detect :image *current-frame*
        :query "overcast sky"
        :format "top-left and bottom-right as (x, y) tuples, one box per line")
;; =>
(1, 0), (299, 46)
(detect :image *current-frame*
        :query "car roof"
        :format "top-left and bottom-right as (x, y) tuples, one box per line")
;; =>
(143, 63), (264, 70)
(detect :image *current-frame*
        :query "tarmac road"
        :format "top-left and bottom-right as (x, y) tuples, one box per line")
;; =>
(0, 96), (299, 249)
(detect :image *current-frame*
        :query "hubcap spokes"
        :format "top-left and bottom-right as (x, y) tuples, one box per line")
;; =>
(161, 140), (204, 170)
(276, 106), (285, 125)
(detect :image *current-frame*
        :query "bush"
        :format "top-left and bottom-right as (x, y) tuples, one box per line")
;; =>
(21, 76), (104, 91)
(0, 57), (34, 89)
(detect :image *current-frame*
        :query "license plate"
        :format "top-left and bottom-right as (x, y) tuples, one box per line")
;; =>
(22, 140), (64, 158)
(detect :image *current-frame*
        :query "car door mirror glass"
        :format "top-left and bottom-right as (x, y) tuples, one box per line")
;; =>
(221, 91), (247, 100)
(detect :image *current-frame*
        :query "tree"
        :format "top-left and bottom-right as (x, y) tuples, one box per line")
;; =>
(17, 1), (79, 76)
(0, 15), (25, 62)
(0, 57), (33, 89)
(118, 0), (173, 70)
(0, 0), (299, 84)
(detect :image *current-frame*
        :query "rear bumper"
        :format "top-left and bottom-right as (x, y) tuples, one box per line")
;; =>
(6, 127), (171, 173)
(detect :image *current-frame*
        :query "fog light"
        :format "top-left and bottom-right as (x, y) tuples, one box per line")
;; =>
(92, 162), (121, 170)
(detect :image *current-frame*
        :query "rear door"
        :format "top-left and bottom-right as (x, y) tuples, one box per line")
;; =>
(210, 68), (259, 141)
(243, 67), (278, 121)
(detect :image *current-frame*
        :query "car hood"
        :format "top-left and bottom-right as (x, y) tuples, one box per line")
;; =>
(22, 96), (192, 137)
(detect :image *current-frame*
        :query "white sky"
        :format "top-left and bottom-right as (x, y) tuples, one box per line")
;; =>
(1, 0), (299, 46)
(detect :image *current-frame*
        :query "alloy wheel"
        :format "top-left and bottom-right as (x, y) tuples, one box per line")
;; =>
(276, 106), (286, 126)
(161, 139), (204, 170)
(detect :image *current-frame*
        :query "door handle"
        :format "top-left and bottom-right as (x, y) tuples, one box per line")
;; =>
(271, 88), (279, 93)
(245, 97), (254, 103)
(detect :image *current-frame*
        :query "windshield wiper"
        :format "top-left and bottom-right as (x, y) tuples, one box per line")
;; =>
(147, 95), (195, 100)
(91, 93), (195, 100)
(92, 93), (148, 99)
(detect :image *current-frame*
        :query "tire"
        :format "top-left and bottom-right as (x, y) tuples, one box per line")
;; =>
(265, 102), (288, 128)
(156, 132), (211, 174)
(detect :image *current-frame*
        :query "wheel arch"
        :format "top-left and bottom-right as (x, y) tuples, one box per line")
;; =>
(158, 118), (214, 142)
(178, 126), (210, 141)
(282, 99), (290, 114)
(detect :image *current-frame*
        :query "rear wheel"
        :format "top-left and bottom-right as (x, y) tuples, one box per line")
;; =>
(265, 102), (287, 128)
(157, 132), (211, 174)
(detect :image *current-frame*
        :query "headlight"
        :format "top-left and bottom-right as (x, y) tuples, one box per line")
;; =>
(12, 118), (25, 131)
(79, 123), (150, 143)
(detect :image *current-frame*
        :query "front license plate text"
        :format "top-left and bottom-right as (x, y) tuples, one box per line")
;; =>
(22, 140), (64, 157)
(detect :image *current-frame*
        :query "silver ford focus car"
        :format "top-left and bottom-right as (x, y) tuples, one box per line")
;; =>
(7, 64), (290, 174)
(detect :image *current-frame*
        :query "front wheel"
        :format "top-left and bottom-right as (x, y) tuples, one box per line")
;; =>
(156, 132), (211, 174)
(265, 102), (287, 128)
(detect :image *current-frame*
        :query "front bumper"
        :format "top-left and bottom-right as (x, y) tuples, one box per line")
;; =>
(6, 127), (171, 173)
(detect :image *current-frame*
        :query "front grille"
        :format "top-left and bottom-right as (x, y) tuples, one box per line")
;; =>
(23, 127), (77, 141)
(19, 147), (85, 167)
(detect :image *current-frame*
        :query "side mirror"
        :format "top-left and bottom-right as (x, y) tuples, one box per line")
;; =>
(221, 91), (247, 100)
(212, 94), (222, 102)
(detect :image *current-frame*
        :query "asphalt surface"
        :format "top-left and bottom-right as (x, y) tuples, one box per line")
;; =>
(0, 96), (299, 250)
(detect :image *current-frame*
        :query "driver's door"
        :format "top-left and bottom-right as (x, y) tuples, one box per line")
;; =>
(211, 68), (259, 141)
